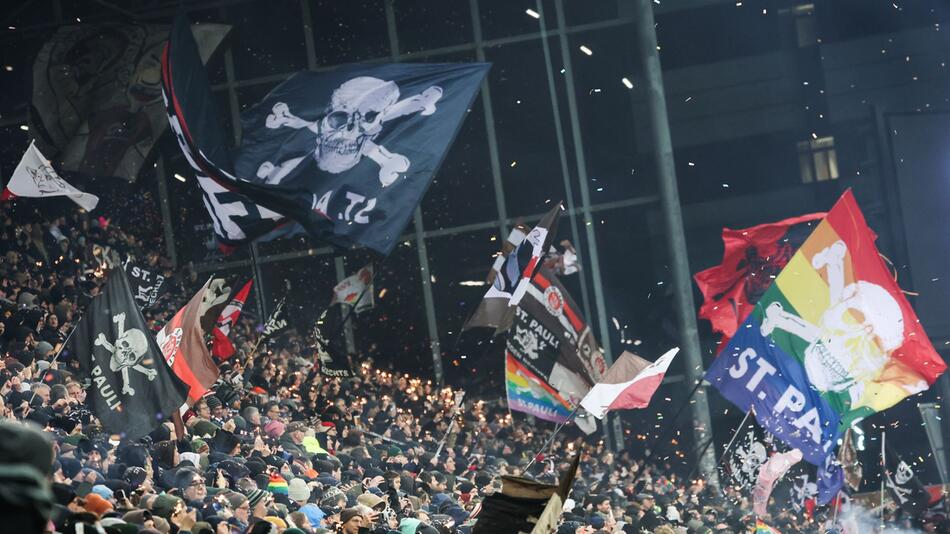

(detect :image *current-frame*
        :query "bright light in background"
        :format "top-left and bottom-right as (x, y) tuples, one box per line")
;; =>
(579, 45), (593, 56)
(174, 173), (186, 182)
(19, 125), (28, 131)
(459, 280), (486, 287)
(3, 66), (12, 71)
(622, 77), (634, 89)
(525, 8), (540, 19)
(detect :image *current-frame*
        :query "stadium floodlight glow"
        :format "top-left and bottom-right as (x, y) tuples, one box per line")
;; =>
(525, 8), (540, 19)
(579, 45), (593, 56)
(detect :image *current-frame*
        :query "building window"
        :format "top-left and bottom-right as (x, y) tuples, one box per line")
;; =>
(798, 136), (839, 183)
(792, 4), (817, 47)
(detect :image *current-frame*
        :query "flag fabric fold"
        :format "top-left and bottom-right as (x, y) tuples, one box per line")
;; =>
(30, 21), (230, 181)
(211, 280), (252, 360)
(704, 190), (946, 504)
(694, 212), (824, 345)
(161, 15), (489, 254)
(579, 348), (678, 419)
(2, 141), (99, 210)
(156, 278), (221, 403)
(65, 270), (189, 440)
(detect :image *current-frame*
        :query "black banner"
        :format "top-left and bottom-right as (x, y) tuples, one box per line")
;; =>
(124, 261), (168, 309)
(311, 305), (353, 378)
(66, 270), (189, 440)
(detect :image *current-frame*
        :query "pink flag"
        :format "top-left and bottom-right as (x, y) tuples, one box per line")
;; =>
(752, 449), (803, 515)
(579, 348), (678, 419)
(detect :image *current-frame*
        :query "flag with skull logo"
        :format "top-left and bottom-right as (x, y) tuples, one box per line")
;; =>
(66, 270), (189, 440)
(161, 15), (490, 255)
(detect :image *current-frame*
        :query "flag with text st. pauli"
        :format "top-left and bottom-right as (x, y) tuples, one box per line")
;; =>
(162, 15), (489, 254)
(705, 190), (946, 504)
(504, 268), (607, 424)
(66, 270), (189, 440)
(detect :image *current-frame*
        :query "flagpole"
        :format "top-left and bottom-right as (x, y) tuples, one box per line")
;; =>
(26, 318), (83, 408)
(523, 404), (581, 474)
(880, 431), (886, 530)
(688, 408), (753, 482)
(418, 390), (465, 479)
(645, 378), (703, 460)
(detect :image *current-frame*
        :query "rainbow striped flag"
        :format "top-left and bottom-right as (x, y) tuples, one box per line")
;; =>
(755, 519), (781, 534)
(706, 190), (946, 500)
(506, 352), (574, 423)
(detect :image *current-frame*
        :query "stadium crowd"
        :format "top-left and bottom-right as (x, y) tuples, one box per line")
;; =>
(0, 201), (946, 534)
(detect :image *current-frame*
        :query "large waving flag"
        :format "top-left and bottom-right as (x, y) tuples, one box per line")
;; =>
(211, 280), (252, 360)
(694, 212), (824, 346)
(156, 279), (220, 403)
(505, 353), (574, 424)
(2, 141), (98, 210)
(161, 15), (489, 254)
(579, 348), (678, 419)
(705, 190), (946, 503)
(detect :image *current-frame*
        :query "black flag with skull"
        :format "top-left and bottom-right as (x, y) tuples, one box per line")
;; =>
(65, 270), (189, 440)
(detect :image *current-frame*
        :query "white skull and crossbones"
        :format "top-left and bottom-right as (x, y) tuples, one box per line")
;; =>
(94, 312), (157, 396)
(256, 76), (443, 188)
(759, 240), (918, 405)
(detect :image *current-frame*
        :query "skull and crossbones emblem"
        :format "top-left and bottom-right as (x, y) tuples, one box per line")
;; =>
(94, 312), (157, 396)
(759, 240), (915, 405)
(256, 76), (443, 188)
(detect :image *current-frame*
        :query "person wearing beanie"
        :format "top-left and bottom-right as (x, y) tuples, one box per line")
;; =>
(243, 488), (273, 520)
(266, 472), (289, 496)
(82, 493), (114, 517)
(287, 477), (311, 506)
(339, 507), (363, 534)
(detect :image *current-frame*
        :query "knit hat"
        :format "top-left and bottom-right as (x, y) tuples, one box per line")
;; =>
(35, 341), (54, 358)
(91, 484), (114, 500)
(191, 420), (218, 438)
(83, 493), (113, 517)
(339, 507), (361, 525)
(243, 488), (271, 508)
(267, 473), (289, 495)
(288, 478), (311, 502)
(264, 420), (285, 439)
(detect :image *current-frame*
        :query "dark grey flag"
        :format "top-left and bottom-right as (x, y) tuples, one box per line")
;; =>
(65, 270), (189, 440)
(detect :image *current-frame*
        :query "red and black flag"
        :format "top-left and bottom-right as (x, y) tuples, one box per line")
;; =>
(693, 212), (824, 346)
(65, 270), (188, 440)
(156, 279), (220, 404)
(211, 280), (252, 360)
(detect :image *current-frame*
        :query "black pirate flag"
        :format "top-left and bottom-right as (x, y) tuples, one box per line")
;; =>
(162, 14), (489, 254)
(311, 304), (353, 378)
(66, 270), (188, 440)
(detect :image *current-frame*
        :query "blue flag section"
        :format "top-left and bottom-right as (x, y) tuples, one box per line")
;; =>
(162, 15), (489, 255)
(705, 317), (845, 504)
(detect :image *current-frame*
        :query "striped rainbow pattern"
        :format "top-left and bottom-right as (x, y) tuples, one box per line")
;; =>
(505, 352), (574, 423)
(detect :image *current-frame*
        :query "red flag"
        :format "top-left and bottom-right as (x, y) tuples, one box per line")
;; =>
(157, 279), (221, 403)
(694, 212), (825, 346)
(211, 280), (252, 359)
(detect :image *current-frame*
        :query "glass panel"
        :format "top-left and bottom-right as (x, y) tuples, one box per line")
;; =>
(483, 38), (568, 217)
(394, 0), (473, 53)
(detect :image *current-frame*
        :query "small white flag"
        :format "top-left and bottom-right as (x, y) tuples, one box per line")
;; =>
(2, 141), (98, 210)
(331, 264), (374, 313)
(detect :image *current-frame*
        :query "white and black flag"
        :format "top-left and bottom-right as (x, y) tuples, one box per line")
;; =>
(262, 298), (288, 338)
(720, 417), (775, 491)
(884, 442), (931, 516)
(162, 14), (489, 254)
(124, 261), (168, 309)
(65, 270), (189, 440)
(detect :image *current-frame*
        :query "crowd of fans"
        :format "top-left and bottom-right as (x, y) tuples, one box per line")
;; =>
(1, 201), (947, 534)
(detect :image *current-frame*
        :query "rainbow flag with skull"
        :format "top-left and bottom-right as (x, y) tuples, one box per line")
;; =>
(705, 190), (946, 502)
